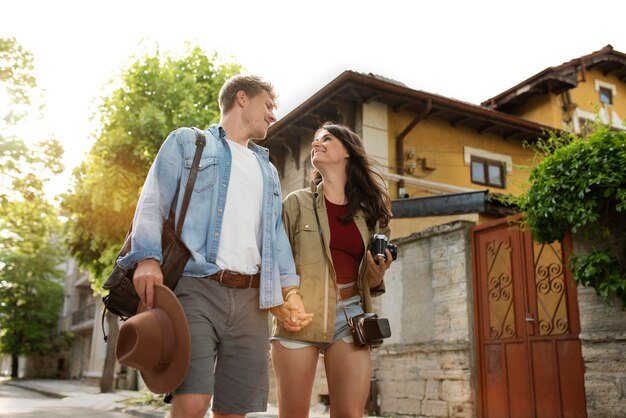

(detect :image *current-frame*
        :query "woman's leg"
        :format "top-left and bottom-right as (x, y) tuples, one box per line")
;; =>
(323, 341), (371, 418)
(271, 340), (320, 418)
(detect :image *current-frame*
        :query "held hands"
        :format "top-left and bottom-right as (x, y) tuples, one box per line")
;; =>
(133, 258), (163, 309)
(366, 249), (394, 289)
(270, 289), (314, 332)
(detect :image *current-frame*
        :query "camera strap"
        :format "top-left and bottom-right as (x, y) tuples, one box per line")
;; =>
(312, 192), (355, 327)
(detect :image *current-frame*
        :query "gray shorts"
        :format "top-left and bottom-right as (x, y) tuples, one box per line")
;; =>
(173, 276), (269, 415)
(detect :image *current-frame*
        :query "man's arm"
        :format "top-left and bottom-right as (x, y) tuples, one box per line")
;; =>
(118, 129), (185, 307)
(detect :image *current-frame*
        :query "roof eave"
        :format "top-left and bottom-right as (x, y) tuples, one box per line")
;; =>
(267, 71), (553, 146)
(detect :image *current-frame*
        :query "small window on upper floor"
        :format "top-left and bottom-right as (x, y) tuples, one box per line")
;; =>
(599, 86), (613, 105)
(471, 156), (506, 189)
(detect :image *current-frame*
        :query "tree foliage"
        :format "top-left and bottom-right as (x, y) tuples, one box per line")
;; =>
(520, 124), (626, 307)
(0, 37), (67, 361)
(0, 36), (38, 125)
(62, 43), (242, 289)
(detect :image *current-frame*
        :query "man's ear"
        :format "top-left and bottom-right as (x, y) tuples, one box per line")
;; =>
(236, 90), (247, 108)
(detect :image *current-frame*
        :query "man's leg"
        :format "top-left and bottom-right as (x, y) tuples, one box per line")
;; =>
(169, 393), (211, 418)
(210, 285), (270, 416)
(171, 278), (219, 418)
(212, 412), (244, 418)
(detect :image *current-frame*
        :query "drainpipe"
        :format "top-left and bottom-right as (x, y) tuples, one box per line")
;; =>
(579, 58), (586, 83)
(395, 99), (432, 197)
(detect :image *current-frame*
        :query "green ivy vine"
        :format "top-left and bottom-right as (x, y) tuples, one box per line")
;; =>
(520, 124), (626, 307)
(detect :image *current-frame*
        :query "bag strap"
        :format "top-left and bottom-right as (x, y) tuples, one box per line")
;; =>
(312, 192), (354, 327)
(115, 128), (207, 256)
(175, 127), (206, 236)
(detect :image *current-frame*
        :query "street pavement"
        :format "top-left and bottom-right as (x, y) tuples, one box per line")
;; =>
(3, 377), (332, 418)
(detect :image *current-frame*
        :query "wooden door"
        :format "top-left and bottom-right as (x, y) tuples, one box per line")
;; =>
(472, 216), (586, 418)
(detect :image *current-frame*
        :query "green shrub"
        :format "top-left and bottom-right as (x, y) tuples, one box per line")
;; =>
(521, 124), (626, 307)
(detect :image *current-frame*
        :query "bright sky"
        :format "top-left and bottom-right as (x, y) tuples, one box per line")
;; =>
(2, 0), (625, 198)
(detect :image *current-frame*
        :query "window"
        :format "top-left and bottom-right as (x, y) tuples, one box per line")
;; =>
(471, 156), (505, 188)
(595, 80), (616, 107)
(599, 87), (613, 105)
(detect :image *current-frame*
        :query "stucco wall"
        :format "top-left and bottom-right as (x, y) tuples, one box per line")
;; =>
(512, 92), (562, 127)
(388, 110), (536, 198)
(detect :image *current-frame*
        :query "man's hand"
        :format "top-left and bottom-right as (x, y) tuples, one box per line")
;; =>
(133, 259), (163, 309)
(270, 289), (313, 332)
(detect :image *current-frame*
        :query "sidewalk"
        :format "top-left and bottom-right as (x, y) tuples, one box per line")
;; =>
(5, 378), (331, 418)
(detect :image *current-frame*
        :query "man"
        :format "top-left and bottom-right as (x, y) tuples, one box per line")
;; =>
(118, 75), (312, 418)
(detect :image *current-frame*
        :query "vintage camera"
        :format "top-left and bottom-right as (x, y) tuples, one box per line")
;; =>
(370, 233), (398, 261)
(350, 312), (392, 348)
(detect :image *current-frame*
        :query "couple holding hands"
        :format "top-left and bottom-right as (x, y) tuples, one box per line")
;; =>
(119, 74), (394, 418)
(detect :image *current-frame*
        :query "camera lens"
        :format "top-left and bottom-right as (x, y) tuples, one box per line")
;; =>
(370, 234), (387, 260)
(387, 244), (398, 261)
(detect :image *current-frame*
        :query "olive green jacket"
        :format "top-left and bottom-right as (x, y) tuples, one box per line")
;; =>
(272, 182), (389, 343)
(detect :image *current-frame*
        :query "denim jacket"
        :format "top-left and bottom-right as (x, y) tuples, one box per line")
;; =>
(117, 124), (299, 309)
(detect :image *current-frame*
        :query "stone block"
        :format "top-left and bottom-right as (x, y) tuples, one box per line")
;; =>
(422, 399), (450, 417)
(425, 378), (440, 399)
(441, 380), (471, 402)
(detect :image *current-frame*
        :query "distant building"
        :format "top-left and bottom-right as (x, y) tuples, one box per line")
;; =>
(60, 257), (138, 389)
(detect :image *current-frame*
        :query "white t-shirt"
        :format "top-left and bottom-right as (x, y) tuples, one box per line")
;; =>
(215, 139), (263, 274)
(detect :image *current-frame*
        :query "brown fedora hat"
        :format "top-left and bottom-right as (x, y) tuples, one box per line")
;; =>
(116, 284), (190, 393)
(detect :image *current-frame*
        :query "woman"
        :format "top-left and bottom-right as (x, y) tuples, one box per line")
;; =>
(271, 122), (394, 418)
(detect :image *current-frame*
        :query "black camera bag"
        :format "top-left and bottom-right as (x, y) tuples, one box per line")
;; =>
(350, 312), (391, 348)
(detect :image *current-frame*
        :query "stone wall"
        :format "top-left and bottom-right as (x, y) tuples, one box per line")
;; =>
(573, 229), (626, 418)
(24, 352), (69, 379)
(375, 221), (476, 417)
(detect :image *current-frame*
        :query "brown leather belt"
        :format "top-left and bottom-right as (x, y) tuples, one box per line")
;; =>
(339, 283), (359, 300)
(207, 270), (260, 289)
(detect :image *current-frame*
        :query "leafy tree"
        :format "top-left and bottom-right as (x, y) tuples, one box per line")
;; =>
(62, 43), (242, 289)
(0, 36), (38, 125)
(61, 42), (242, 391)
(0, 37), (66, 378)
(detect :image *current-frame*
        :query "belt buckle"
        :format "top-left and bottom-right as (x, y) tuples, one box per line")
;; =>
(219, 270), (252, 288)
(218, 270), (235, 288)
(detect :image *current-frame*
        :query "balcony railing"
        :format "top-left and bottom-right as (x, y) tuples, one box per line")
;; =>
(72, 303), (96, 325)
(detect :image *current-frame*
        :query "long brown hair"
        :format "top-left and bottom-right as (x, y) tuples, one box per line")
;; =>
(311, 122), (392, 228)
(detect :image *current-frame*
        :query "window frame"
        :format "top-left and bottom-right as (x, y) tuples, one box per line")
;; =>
(470, 156), (506, 189)
(599, 86), (613, 105)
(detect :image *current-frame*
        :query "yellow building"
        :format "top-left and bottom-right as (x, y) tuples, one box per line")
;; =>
(482, 44), (626, 134)
(265, 45), (626, 239)
(266, 71), (551, 238)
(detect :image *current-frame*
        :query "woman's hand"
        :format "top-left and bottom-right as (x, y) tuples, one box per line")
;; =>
(270, 291), (314, 332)
(366, 249), (393, 289)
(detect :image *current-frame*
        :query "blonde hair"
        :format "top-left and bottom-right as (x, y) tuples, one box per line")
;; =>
(218, 74), (277, 113)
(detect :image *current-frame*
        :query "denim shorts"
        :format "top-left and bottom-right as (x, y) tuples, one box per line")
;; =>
(271, 294), (364, 354)
(173, 276), (269, 415)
